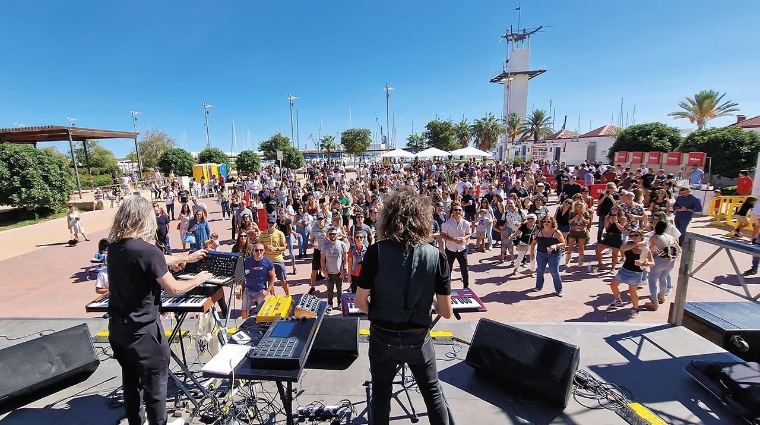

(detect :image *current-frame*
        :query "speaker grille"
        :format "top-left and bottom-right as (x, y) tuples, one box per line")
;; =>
(0, 324), (99, 405)
(465, 318), (579, 407)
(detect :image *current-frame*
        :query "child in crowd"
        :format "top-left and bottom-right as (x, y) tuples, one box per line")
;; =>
(475, 209), (491, 252)
(204, 232), (220, 251)
(495, 219), (516, 266)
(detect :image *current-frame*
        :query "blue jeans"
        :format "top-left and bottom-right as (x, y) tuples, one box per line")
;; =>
(285, 234), (295, 267)
(486, 223), (493, 249)
(648, 256), (675, 300)
(596, 215), (606, 242)
(674, 216), (691, 246)
(295, 227), (310, 256)
(535, 251), (563, 293)
(368, 325), (451, 425)
(220, 201), (230, 218)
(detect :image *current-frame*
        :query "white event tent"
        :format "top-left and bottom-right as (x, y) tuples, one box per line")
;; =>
(449, 146), (493, 157)
(415, 147), (451, 158)
(380, 148), (415, 159)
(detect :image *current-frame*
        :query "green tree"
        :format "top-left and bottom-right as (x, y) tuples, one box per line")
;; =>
(679, 126), (760, 177)
(319, 135), (338, 162)
(280, 146), (305, 170)
(607, 122), (683, 163)
(668, 90), (739, 130)
(71, 140), (119, 172)
(521, 109), (554, 143)
(134, 128), (176, 169)
(470, 113), (503, 151)
(340, 128), (372, 156)
(197, 147), (229, 165)
(455, 118), (471, 148)
(406, 132), (427, 152)
(505, 112), (525, 144)
(0, 144), (75, 212)
(236, 150), (262, 174)
(423, 119), (458, 151)
(259, 133), (291, 160)
(158, 148), (195, 176)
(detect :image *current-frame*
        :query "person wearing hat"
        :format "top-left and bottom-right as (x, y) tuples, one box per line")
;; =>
(259, 217), (290, 296)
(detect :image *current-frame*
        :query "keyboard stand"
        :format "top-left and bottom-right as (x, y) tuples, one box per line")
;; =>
(166, 310), (212, 410)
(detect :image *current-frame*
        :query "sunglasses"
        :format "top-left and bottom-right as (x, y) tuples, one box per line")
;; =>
(452, 208), (463, 212)
(355, 236), (365, 239)
(254, 249), (264, 252)
(328, 234), (338, 237)
(541, 220), (552, 223)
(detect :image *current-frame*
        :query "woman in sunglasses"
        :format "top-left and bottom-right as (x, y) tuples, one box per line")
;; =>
(531, 215), (566, 296)
(607, 230), (654, 319)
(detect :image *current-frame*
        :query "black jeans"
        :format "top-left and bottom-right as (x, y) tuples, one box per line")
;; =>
(326, 273), (343, 307)
(109, 319), (170, 425)
(445, 248), (469, 287)
(165, 202), (175, 220)
(369, 325), (451, 425)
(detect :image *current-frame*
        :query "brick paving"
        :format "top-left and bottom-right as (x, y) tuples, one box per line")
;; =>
(0, 191), (756, 324)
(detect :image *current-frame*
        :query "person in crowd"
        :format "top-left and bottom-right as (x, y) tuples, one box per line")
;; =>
(354, 186), (453, 425)
(528, 197), (549, 222)
(595, 206), (627, 272)
(732, 196), (756, 238)
(191, 197), (208, 216)
(617, 190), (647, 239)
(565, 201), (590, 268)
(308, 213), (329, 294)
(154, 203), (171, 255)
(204, 232), (220, 251)
(433, 202), (447, 252)
(233, 200), (253, 240)
(495, 219), (516, 266)
(187, 210), (211, 251)
(555, 199), (573, 239)
(596, 182), (620, 242)
(93, 188), (105, 210)
(474, 208), (492, 252)
(218, 185), (231, 220)
(478, 198), (495, 250)
(106, 195), (211, 425)
(441, 201), (471, 288)
(510, 214), (538, 277)
(643, 220), (680, 311)
(294, 205), (312, 259)
(461, 186), (478, 222)
(259, 217), (290, 296)
(237, 242), (275, 319)
(177, 203), (192, 250)
(67, 204), (89, 242)
(607, 230), (654, 319)
(164, 186), (176, 221)
(672, 186), (703, 246)
(320, 227), (348, 311)
(649, 188), (671, 216)
(560, 175), (582, 201)
(736, 169), (754, 196)
(688, 164), (704, 185)
(531, 215), (566, 296)
(347, 230), (367, 293)
(348, 211), (374, 246)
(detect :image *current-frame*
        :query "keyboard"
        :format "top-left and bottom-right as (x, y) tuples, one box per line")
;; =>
(178, 251), (244, 286)
(341, 293), (364, 316)
(85, 288), (223, 313)
(176, 273), (233, 286)
(449, 288), (487, 312)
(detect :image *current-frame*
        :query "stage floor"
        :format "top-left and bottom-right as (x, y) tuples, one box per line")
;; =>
(0, 318), (748, 425)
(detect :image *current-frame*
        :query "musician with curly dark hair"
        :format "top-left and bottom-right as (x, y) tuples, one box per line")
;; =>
(355, 186), (453, 425)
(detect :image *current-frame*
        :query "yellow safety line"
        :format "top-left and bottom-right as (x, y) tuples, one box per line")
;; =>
(95, 330), (188, 338)
(628, 402), (667, 425)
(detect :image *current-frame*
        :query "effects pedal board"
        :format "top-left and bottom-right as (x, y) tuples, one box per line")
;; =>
(294, 294), (322, 319)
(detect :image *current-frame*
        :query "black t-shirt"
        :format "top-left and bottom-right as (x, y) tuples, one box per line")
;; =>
(266, 197), (278, 214)
(462, 194), (477, 214)
(357, 243), (450, 330)
(562, 183), (582, 199)
(277, 218), (293, 236)
(178, 190), (189, 204)
(597, 193), (619, 217)
(156, 215), (170, 240)
(641, 173), (656, 189)
(107, 239), (169, 324)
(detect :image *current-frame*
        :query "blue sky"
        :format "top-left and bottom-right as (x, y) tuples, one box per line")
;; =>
(2, 0), (759, 157)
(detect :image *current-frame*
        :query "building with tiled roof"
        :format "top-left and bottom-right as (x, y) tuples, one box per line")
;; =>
(546, 129), (580, 140)
(579, 124), (621, 138)
(731, 115), (760, 135)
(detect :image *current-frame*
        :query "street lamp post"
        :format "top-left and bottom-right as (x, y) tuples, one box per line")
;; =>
(130, 110), (144, 180)
(288, 94), (299, 148)
(66, 117), (83, 199)
(202, 102), (214, 148)
(384, 84), (394, 148)
(504, 76), (513, 161)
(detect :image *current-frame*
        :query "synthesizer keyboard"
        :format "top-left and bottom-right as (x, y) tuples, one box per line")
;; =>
(294, 294), (322, 319)
(449, 288), (487, 312)
(178, 251), (244, 286)
(85, 288), (223, 313)
(255, 295), (293, 324)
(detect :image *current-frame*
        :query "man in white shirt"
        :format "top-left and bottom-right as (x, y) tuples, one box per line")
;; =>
(441, 202), (471, 288)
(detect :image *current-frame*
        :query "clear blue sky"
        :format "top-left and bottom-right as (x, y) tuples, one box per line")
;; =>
(2, 0), (759, 157)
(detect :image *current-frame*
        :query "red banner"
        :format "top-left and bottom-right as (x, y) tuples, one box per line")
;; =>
(590, 184), (607, 199)
(615, 151), (628, 164)
(631, 152), (643, 163)
(647, 151), (661, 165)
(687, 152), (706, 166)
(666, 152), (681, 166)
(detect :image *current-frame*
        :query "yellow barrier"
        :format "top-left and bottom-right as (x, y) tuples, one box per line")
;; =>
(708, 195), (748, 225)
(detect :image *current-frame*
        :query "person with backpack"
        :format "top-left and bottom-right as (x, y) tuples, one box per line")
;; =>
(643, 219), (680, 311)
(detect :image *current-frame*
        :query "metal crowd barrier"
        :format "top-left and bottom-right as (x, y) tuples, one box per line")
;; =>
(669, 232), (760, 325)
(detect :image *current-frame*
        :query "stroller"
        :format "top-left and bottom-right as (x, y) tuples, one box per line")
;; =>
(87, 239), (109, 280)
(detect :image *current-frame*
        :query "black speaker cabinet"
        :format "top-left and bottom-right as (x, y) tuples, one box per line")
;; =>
(309, 316), (359, 360)
(0, 323), (100, 406)
(681, 302), (760, 362)
(465, 318), (580, 408)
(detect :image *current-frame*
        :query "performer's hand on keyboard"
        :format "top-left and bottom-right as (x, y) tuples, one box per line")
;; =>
(188, 249), (208, 263)
(195, 270), (214, 283)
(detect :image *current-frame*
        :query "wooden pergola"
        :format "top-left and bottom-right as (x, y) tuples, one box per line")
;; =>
(0, 125), (140, 198)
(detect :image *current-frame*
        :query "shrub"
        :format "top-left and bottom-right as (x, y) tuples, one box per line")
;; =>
(0, 144), (75, 212)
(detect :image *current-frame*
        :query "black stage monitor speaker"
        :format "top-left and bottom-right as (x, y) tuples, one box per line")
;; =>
(0, 323), (100, 406)
(465, 318), (580, 408)
(309, 316), (359, 359)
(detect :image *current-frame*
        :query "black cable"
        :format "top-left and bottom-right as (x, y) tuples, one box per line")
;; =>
(0, 329), (55, 341)
(572, 369), (634, 411)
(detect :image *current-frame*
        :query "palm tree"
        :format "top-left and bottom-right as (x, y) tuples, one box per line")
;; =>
(455, 118), (471, 148)
(470, 113), (503, 151)
(521, 109), (554, 143)
(406, 132), (427, 153)
(668, 90), (739, 130)
(319, 135), (337, 163)
(505, 112), (525, 144)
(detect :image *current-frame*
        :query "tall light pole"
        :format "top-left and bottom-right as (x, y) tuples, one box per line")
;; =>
(384, 84), (394, 148)
(130, 110), (144, 179)
(288, 94), (299, 148)
(66, 117), (83, 198)
(66, 116), (80, 127)
(202, 102), (214, 148)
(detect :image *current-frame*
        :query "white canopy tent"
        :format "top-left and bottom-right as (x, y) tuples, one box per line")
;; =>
(449, 146), (493, 157)
(380, 148), (415, 159)
(415, 147), (451, 158)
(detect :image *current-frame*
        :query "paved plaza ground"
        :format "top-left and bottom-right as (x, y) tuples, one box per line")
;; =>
(0, 189), (754, 325)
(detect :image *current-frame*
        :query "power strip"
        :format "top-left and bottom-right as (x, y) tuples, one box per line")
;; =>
(296, 405), (341, 420)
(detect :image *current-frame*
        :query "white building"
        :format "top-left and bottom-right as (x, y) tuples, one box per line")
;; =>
(504, 125), (620, 166)
(732, 115), (760, 135)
